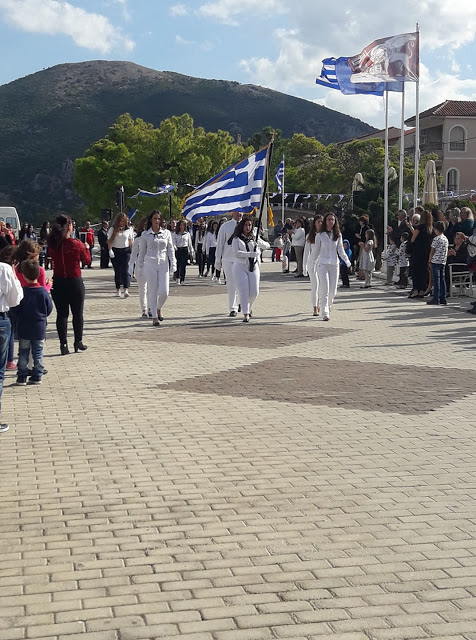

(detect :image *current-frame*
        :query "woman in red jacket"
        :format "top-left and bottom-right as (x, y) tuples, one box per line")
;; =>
(47, 215), (91, 355)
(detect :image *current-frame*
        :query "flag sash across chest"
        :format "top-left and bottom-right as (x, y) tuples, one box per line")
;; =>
(182, 147), (269, 222)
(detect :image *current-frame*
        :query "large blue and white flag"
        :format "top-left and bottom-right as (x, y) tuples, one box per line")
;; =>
(182, 147), (269, 222)
(275, 157), (285, 191)
(316, 32), (418, 95)
(131, 184), (176, 199)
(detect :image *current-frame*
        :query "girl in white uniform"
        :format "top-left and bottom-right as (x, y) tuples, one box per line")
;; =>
(173, 221), (194, 285)
(204, 220), (218, 280)
(129, 218), (149, 317)
(303, 214), (323, 317)
(231, 216), (270, 323)
(138, 210), (176, 327)
(310, 212), (351, 322)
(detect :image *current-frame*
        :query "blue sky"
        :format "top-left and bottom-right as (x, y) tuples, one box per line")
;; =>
(1, 0), (476, 129)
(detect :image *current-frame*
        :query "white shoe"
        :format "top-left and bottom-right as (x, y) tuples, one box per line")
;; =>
(218, 279), (224, 285)
(123, 290), (130, 298)
(211, 276), (216, 282)
(115, 290), (121, 297)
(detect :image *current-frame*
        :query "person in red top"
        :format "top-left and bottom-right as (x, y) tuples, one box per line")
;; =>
(80, 221), (95, 268)
(47, 215), (91, 355)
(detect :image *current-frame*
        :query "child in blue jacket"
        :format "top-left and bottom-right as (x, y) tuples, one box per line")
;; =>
(339, 239), (352, 287)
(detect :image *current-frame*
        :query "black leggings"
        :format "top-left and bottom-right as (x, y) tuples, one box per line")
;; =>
(176, 247), (189, 282)
(52, 277), (85, 346)
(112, 247), (131, 290)
(207, 247), (216, 275)
(196, 244), (206, 276)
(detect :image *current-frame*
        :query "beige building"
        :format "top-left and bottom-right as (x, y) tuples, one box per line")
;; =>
(405, 100), (476, 194)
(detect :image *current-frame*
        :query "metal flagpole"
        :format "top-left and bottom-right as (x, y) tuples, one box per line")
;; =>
(413, 23), (420, 210)
(384, 90), (389, 256)
(398, 84), (405, 210)
(255, 140), (274, 244)
(281, 155), (285, 224)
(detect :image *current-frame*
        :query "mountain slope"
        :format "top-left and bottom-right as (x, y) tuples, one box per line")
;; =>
(0, 60), (375, 218)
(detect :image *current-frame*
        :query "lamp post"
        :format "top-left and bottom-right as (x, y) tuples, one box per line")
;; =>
(168, 177), (173, 221)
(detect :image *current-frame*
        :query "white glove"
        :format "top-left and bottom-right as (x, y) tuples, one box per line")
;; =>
(109, 249), (114, 258)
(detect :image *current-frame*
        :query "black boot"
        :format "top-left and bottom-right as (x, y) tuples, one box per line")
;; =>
(60, 344), (69, 356)
(74, 342), (88, 353)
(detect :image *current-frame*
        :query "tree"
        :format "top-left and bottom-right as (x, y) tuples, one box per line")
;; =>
(74, 113), (252, 219)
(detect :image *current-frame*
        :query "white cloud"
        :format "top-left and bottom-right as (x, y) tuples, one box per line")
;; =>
(108, 0), (131, 22)
(0, 0), (134, 53)
(198, 0), (285, 26)
(175, 34), (194, 45)
(238, 0), (476, 128)
(169, 3), (188, 16)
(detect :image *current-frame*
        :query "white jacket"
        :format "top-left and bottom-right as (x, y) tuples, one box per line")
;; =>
(138, 228), (176, 271)
(303, 236), (315, 277)
(128, 235), (142, 276)
(310, 231), (351, 269)
(215, 219), (237, 269)
(205, 231), (218, 254)
(231, 236), (270, 269)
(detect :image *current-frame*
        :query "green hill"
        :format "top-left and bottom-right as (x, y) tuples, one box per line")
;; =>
(0, 60), (375, 220)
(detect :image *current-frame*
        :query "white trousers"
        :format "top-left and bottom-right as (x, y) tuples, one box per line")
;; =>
(222, 257), (239, 312)
(144, 263), (169, 318)
(317, 263), (339, 318)
(233, 262), (259, 315)
(309, 268), (319, 308)
(136, 270), (148, 313)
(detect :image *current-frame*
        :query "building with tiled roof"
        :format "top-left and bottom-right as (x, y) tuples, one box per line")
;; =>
(405, 100), (476, 194)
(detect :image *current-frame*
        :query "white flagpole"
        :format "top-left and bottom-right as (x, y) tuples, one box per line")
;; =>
(398, 84), (405, 210)
(384, 90), (389, 256)
(413, 23), (420, 211)
(281, 155), (285, 224)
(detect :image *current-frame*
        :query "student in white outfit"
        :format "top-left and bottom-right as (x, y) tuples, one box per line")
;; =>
(138, 210), (176, 327)
(173, 220), (194, 285)
(231, 216), (270, 323)
(107, 213), (135, 298)
(310, 212), (351, 321)
(303, 214), (323, 317)
(215, 211), (242, 317)
(204, 220), (218, 280)
(128, 217), (149, 318)
(290, 218), (306, 277)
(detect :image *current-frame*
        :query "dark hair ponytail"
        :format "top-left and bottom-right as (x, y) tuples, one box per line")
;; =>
(48, 215), (71, 250)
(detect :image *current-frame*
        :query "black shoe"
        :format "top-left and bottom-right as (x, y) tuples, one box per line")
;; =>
(28, 376), (42, 385)
(238, 305), (241, 313)
(243, 318), (249, 323)
(74, 342), (88, 353)
(0, 423), (9, 433)
(229, 310), (237, 317)
(16, 375), (27, 386)
(60, 344), (70, 356)
(426, 299), (439, 305)
(440, 300), (447, 306)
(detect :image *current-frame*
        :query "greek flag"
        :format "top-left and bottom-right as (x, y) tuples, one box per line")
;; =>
(131, 184), (176, 199)
(316, 57), (401, 95)
(182, 147), (269, 222)
(275, 157), (285, 191)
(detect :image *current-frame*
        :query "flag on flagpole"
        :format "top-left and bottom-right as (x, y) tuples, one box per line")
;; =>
(130, 184), (176, 199)
(182, 147), (269, 222)
(275, 157), (285, 191)
(316, 32), (418, 95)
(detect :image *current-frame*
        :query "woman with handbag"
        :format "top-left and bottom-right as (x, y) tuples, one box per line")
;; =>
(231, 216), (269, 323)
(107, 213), (134, 298)
(173, 220), (194, 285)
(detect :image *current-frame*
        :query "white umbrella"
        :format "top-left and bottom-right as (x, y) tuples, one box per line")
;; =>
(422, 160), (438, 206)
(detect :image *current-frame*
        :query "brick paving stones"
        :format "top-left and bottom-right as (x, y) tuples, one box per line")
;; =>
(1, 262), (475, 640)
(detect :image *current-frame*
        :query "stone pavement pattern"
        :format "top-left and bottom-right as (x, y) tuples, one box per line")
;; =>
(1, 261), (476, 640)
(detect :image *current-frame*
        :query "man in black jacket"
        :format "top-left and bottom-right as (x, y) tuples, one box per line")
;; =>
(97, 221), (110, 268)
(387, 209), (412, 247)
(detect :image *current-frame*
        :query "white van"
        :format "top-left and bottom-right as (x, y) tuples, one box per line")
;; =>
(0, 207), (21, 238)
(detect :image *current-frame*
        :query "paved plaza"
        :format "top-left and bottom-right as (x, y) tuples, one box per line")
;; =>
(1, 260), (476, 640)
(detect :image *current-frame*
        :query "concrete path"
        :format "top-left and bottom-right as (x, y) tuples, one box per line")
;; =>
(1, 261), (475, 640)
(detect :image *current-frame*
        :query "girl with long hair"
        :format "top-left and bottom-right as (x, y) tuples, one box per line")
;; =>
(359, 228), (377, 288)
(47, 215), (91, 354)
(173, 220), (194, 284)
(310, 212), (351, 322)
(107, 212), (134, 297)
(204, 220), (219, 280)
(128, 217), (149, 318)
(231, 215), (269, 322)
(194, 219), (207, 278)
(303, 214), (323, 316)
(137, 210), (176, 327)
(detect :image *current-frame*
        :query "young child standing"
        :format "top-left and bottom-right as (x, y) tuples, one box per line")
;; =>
(397, 231), (410, 289)
(274, 233), (284, 262)
(427, 221), (449, 306)
(16, 259), (53, 385)
(359, 229), (376, 289)
(385, 237), (398, 285)
(339, 239), (352, 288)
